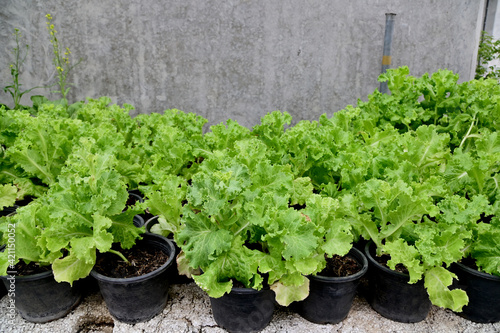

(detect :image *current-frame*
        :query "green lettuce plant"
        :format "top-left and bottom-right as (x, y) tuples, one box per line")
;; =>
(0, 141), (145, 283)
(174, 126), (355, 306)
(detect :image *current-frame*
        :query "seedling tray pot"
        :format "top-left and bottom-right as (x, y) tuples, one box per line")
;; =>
(364, 242), (431, 323)
(296, 247), (368, 324)
(90, 233), (175, 324)
(210, 287), (276, 333)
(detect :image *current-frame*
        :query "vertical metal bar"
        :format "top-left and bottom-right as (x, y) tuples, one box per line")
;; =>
(380, 13), (396, 94)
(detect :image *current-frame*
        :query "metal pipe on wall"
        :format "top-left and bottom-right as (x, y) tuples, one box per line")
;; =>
(380, 13), (396, 94)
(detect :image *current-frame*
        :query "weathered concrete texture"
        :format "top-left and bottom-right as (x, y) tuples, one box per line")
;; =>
(0, 1), (486, 127)
(1, 282), (499, 332)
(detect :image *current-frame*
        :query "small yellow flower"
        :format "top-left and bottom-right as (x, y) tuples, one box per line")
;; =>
(56, 66), (64, 72)
(50, 24), (54, 30)
(46, 14), (52, 20)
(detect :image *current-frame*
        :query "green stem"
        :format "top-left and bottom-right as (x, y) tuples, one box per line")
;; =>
(108, 249), (129, 263)
(458, 116), (476, 149)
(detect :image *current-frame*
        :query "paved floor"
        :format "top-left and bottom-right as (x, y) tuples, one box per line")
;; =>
(1, 282), (499, 332)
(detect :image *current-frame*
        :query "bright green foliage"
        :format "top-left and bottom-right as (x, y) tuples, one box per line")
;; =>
(5, 111), (85, 187)
(424, 267), (469, 312)
(203, 119), (251, 152)
(74, 97), (145, 188)
(472, 222), (500, 276)
(175, 131), (354, 305)
(0, 66), (498, 314)
(0, 107), (47, 198)
(41, 147), (144, 284)
(134, 108), (207, 184)
(142, 175), (187, 238)
(0, 184), (17, 211)
(251, 111), (292, 164)
(0, 200), (59, 276)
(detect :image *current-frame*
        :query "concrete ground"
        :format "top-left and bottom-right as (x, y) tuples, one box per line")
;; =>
(1, 282), (499, 333)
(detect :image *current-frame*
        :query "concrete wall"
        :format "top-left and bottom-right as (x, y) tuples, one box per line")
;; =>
(0, 0), (486, 127)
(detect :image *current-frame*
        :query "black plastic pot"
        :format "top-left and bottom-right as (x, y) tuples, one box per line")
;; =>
(90, 233), (175, 324)
(0, 245), (7, 298)
(364, 242), (431, 323)
(133, 215), (145, 228)
(145, 215), (161, 234)
(450, 261), (500, 323)
(128, 190), (155, 221)
(126, 192), (147, 227)
(127, 191), (143, 206)
(210, 287), (276, 333)
(145, 215), (191, 284)
(296, 247), (368, 324)
(0, 205), (18, 217)
(0, 268), (81, 323)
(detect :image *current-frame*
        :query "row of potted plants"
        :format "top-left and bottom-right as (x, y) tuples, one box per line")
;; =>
(0, 67), (499, 331)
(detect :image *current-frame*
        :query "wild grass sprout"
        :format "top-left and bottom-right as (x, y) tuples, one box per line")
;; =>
(3, 29), (44, 109)
(46, 13), (81, 100)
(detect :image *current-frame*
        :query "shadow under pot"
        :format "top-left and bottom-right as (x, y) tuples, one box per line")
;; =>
(295, 247), (368, 324)
(90, 233), (175, 324)
(450, 261), (500, 323)
(145, 215), (191, 284)
(210, 287), (276, 333)
(364, 242), (431, 323)
(0, 266), (82, 323)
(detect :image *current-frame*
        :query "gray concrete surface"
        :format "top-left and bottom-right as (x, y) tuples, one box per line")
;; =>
(0, 1), (487, 127)
(1, 282), (499, 332)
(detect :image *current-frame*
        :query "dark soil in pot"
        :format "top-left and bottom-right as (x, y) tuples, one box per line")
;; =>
(451, 259), (500, 323)
(90, 233), (175, 324)
(94, 245), (168, 278)
(364, 242), (431, 323)
(145, 215), (192, 284)
(0, 261), (81, 323)
(295, 247), (368, 324)
(210, 287), (276, 333)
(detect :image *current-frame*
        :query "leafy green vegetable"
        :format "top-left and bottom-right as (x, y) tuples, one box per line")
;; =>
(175, 133), (353, 305)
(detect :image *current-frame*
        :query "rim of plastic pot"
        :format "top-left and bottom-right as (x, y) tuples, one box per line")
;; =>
(225, 286), (273, 296)
(454, 261), (500, 282)
(90, 233), (175, 284)
(364, 241), (411, 279)
(0, 267), (54, 282)
(0, 246), (55, 282)
(145, 215), (159, 233)
(128, 191), (144, 203)
(311, 247), (368, 283)
(133, 215), (145, 228)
